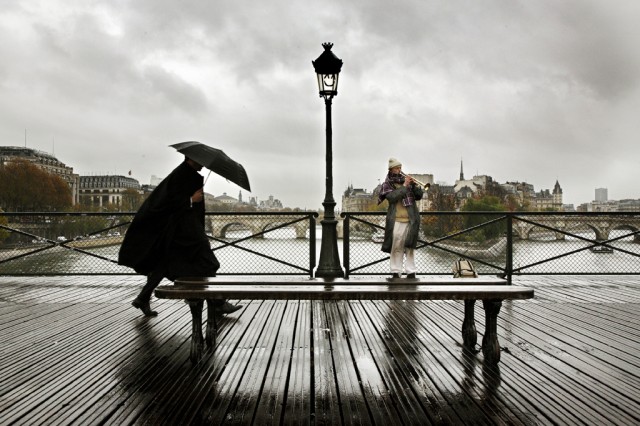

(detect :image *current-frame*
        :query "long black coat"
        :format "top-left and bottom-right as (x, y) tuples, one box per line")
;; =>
(380, 185), (424, 253)
(118, 161), (219, 280)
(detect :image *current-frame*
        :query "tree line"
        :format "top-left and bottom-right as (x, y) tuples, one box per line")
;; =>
(0, 159), (72, 212)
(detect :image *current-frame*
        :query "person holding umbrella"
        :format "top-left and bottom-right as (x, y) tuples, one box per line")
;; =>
(119, 151), (243, 316)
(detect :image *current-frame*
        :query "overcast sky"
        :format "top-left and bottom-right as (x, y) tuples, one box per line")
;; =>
(1, 0), (639, 209)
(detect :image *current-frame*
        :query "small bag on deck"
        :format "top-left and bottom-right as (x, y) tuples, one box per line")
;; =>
(452, 258), (478, 278)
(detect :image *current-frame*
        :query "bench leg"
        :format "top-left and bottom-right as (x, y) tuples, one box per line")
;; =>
(482, 300), (503, 364)
(205, 299), (218, 348)
(186, 299), (204, 364)
(462, 299), (478, 349)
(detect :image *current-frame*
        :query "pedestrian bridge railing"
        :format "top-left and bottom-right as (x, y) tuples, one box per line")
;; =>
(0, 212), (317, 276)
(342, 211), (640, 281)
(1, 211), (639, 280)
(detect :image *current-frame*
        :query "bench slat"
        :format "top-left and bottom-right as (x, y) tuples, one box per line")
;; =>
(174, 276), (508, 286)
(155, 284), (533, 301)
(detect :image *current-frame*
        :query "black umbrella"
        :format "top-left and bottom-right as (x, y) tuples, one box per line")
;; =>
(170, 141), (251, 191)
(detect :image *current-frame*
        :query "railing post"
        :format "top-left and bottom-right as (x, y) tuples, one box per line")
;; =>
(505, 214), (513, 284)
(342, 213), (350, 279)
(310, 214), (317, 278)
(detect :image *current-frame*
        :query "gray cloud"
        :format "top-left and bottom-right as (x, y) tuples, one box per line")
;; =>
(1, 0), (639, 208)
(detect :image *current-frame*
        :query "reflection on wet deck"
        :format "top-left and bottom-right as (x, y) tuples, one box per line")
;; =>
(0, 275), (639, 424)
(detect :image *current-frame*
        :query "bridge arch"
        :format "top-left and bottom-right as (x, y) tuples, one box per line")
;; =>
(609, 224), (640, 243)
(262, 222), (309, 239)
(513, 223), (568, 241)
(208, 215), (311, 239)
(511, 216), (640, 243)
(215, 222), (262, 239)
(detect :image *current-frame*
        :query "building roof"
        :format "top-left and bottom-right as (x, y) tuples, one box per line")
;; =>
(0, 145), (68, 167)
(214, 193), (237, 202)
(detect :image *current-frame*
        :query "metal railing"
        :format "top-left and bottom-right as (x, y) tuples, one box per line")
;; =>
(342, 211), (640, 282)
(2, 211), (640, 280)
(0, 212), (317, 276)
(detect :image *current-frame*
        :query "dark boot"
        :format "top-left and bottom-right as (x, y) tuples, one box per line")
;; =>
(213, 301), (243, 315)
(132, 298), (158, 316)
(132, 270), (164, 316)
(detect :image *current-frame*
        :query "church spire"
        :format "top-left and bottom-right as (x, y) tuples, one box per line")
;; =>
(553, 180), (562, 194)
(460, 158), (464, 181)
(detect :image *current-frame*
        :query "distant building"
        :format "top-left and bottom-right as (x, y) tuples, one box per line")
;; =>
(343, 173), (434, 212)
(410, 173), (434, 212)
(530, 180), (563, 211)
(502, 181), (535, 206)
(342, 185), (374, 212)
(456, 185), (475, 206)
(410, 174), (434, 188)
(259, 195), (283, 210)
(210, 193), (283, 210)
(500, 180), (564, 210)
(453, 176), (487, 194)
(0, 145), (80, 204)
(79, 175), (141, 208)
(453, 160), (487, 195)
(588, 200), (619, 212)
(213, 193), (237, 205)
(581, 198), (640, 212)
(618, 199), (640, 212)
(595, 188), (608, 202)
(452, 161), (494, 208)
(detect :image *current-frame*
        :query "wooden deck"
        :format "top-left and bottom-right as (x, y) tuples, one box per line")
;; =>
(0, 275), (639, 425)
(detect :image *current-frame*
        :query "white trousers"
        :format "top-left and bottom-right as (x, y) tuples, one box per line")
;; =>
(390, 221), (415, 274)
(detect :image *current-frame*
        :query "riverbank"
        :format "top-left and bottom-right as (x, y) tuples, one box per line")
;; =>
(0, 236), (124, 254)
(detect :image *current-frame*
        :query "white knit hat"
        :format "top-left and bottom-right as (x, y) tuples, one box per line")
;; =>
(388, 157), (402, 169)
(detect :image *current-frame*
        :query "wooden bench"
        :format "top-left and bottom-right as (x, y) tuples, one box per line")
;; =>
(155, 276), (533, 365)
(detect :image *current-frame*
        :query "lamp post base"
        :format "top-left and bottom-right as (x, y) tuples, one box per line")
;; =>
(315, 218), (344, 279)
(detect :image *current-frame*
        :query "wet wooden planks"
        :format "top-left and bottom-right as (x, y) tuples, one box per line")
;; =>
(0, 275), (639, 425)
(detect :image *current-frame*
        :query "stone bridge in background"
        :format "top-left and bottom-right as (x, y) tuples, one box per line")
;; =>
(207, 214), (640, 242)
(208, 215), (313, 239)
(513, 215), (640, 241)
(207, 215), (385, 240)
(340, 213), (640, 243)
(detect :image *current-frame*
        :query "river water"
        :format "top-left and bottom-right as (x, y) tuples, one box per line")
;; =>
(1, 228), (638, 275)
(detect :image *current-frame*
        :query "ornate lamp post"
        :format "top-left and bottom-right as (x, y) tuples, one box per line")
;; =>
(312, 42), (344, 278)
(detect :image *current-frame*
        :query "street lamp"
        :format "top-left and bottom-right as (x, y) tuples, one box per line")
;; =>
(313, 42), (344, 278)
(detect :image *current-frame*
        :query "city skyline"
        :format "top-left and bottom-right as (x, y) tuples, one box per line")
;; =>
(1, 1), (639, 209)
(0, 143), (630, 210)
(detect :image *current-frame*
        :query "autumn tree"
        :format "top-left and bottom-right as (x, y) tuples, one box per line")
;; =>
(481, 180), (507, 200)
(460, 195), (507, 241)
(120, 188), (144, 212)
(0, 159), (72, 212)
(422, 185), (460, 238)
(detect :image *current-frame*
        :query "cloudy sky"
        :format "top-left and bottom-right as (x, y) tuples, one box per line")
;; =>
(1, 0), (639, 209)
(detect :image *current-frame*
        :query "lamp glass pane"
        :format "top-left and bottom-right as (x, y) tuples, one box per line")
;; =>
(323, 74), (336, 90)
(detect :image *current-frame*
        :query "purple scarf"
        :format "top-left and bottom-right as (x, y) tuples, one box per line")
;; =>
(378, 173), (415, 206)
